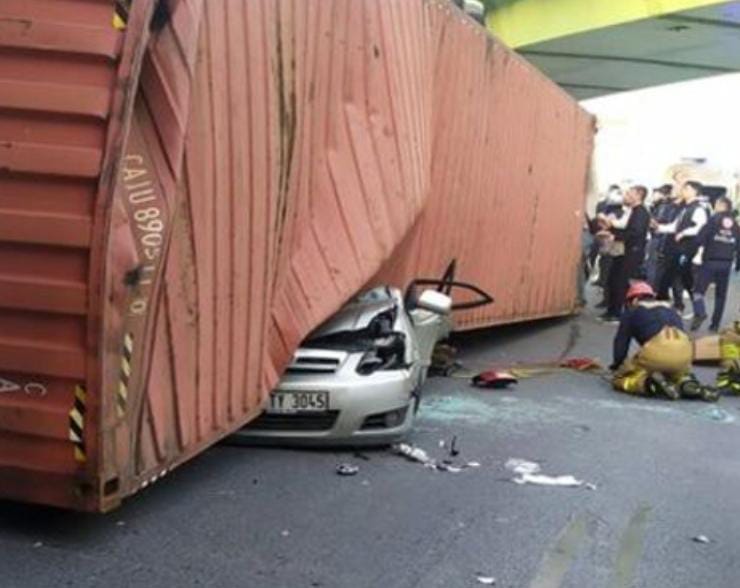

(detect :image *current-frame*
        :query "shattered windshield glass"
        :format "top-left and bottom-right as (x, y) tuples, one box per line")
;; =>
(303, 307), (400, 353)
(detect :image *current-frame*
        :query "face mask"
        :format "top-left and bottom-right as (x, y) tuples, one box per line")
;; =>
(607, 191), (624, 205)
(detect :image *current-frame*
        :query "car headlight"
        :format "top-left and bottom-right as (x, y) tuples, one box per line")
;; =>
(356, 333), (406, 375)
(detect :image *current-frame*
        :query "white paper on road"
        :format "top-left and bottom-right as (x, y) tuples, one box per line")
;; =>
(512, 473), (584, 487)
(506, 457), (591, 488)
(392, 443), (436, 468)
(505, 458), (542, 475)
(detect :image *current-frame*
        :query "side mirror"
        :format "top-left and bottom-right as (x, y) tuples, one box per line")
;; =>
(416, 290), (452, 315)
(462, 0), (485, 24)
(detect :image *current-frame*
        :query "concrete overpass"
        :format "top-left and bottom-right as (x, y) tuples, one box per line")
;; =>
(486, 0), (740, 99)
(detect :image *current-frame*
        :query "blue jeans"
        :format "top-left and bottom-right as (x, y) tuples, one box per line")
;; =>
(693, 260), (732, 329)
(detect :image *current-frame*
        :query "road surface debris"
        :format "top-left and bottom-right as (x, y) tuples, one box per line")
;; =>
(336, 464), (360, 477)
(506, 458), (591, 488)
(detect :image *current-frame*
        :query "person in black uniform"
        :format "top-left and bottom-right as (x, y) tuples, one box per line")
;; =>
(691, 197), (740, 332)
(655, 181), (709, 312)
(645, 184), (673, 288)
(599, 185), (651, 320)
(648, 185), (684, 309)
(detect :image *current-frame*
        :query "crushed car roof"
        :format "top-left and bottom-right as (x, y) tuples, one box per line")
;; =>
(309, 288), (400, 339)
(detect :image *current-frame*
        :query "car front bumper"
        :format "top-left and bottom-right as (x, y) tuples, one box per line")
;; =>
(233, 369), (418, 447)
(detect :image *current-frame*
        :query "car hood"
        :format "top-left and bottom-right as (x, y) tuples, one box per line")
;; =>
(309, 299), (398, 339)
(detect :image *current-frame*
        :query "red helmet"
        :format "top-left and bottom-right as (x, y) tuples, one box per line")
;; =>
(625, 281), (655, 302)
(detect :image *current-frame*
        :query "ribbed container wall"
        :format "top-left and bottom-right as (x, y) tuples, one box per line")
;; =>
(0, 0), (592, 510)
(101, 0), (433, 504)
(375, 4), (594, 328)
(0, 0), (127, 510)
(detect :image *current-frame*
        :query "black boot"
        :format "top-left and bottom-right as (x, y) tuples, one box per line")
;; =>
(690, 314), (707, 332)
(717, 370), (740, 396)
(678, 376), (716, 401)
(700, 387), (720, 403)
(678, 377), (703, 400)
(647, 373), (679, 400)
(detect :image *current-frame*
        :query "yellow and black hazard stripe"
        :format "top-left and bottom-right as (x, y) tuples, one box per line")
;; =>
(68, 385), (87, 463)
(113, 0), (170, 32)
(117, 333), (134, 418)
(113, 0), (131, 30)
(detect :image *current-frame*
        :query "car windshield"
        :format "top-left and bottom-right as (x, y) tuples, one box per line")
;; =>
(353, 287), (392, 304)
(303, 305), (400, 352)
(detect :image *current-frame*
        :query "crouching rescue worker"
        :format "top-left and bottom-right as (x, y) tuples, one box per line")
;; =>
(717, 321), (740, 395)
(610, 281), (718, 401)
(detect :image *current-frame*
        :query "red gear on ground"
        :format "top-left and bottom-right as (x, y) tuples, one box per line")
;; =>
(472, 370), (518, 389)
(559, 357), (603, 371)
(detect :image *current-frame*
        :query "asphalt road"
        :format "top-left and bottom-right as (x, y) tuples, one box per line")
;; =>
(1, 277), (738, 588)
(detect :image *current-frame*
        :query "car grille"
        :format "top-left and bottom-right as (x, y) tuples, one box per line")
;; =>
(246, 411), (340, 431)
(285, 354), (344, 375)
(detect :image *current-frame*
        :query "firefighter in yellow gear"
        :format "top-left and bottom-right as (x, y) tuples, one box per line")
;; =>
(717, 321), (740, 395)
(610, 281), (718, 401)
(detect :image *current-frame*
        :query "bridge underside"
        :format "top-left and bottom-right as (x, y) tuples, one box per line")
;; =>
(488, 1), (740, 99)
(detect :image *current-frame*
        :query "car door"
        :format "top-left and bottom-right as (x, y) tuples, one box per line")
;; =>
(405, 260), (494, 376)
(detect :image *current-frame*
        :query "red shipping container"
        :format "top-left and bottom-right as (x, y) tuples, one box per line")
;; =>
(0, 0), (593, 510)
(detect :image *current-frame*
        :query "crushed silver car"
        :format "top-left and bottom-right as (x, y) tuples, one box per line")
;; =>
(234, 267), (492, 446)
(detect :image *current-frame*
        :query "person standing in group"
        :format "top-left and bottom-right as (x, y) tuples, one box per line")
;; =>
(650, 184), (686, 310)
(592, 185), (625, 309)
(690, 196), (740, 332)
(645, 185), (676, 287)
(655, 181), (709, 314)
(598, 185), (651, 321)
